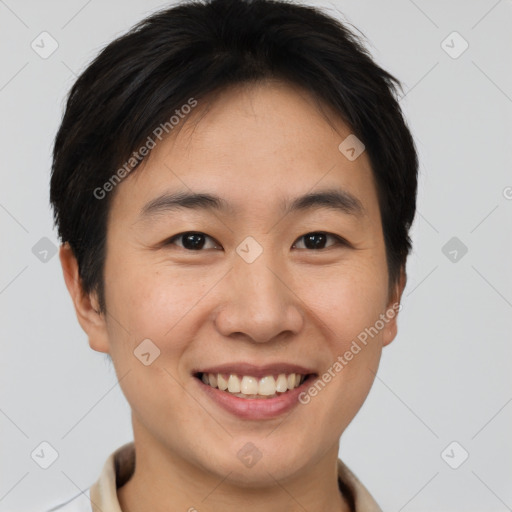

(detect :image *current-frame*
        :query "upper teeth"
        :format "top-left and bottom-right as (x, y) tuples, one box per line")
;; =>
(201, 373), (305, 396)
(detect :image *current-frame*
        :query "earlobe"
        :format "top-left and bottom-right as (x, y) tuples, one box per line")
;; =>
(382, 318), (398, 347)
(382, 267), (406, 347)
(58, 243), (111, 354)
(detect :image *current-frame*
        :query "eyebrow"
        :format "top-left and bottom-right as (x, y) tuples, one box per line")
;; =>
(137, 187), (366, 222)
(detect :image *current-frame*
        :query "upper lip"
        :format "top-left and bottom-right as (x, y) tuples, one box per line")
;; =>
(193, 362), (317, 379)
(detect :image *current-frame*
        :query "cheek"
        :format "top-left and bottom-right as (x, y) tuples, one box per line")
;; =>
(299, 260), (388, 344)
(106, 260), (211, 339)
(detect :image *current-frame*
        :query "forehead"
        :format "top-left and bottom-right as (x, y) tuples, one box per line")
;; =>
(111, 80), (379, 223)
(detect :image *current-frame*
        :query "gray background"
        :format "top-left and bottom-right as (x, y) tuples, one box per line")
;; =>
(1, 0), (511, 511)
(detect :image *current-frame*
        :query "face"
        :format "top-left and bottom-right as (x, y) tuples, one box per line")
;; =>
(64, 80), (403, 485)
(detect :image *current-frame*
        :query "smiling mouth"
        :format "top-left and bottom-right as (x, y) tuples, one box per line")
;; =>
(195, 372), (315, 399)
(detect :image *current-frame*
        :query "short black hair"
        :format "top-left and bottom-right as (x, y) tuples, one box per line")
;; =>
(50, 0), (418, 314)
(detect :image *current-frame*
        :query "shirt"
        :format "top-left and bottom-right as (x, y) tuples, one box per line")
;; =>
(47, 441), (383, 512)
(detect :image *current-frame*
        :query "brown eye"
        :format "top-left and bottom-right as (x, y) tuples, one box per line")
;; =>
(166, 232), (221, 250)
(293, 232), (346, 250)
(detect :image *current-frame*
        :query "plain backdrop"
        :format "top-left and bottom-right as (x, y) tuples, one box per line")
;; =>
(1, 1), (511, 511)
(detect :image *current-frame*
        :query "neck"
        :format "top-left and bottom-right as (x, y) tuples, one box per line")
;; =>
(117, 422), (352, 512)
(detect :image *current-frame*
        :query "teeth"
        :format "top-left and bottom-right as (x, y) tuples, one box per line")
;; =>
(217, 374), (228, 391)
(275, 374), (288, 392)
(241, 376), (259, 394)
(228, 374), (241, 393)
(200, 372), (307, 397)
(258, 376), (276, 396)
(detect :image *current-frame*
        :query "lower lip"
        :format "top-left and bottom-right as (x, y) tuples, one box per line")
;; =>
(194, 375), (315, 420)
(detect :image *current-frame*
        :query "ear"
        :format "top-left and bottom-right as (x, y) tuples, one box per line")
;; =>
(59, 243), (110, 354)
(381, 266), (406, 348)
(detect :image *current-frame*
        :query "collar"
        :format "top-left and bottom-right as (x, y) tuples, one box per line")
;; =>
(90, 442), (382, 512)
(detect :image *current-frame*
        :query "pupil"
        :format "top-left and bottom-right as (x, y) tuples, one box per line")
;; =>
(180, 233), (327, 250)
(183, 233), (205, 250)
(305, 233), (326, 249)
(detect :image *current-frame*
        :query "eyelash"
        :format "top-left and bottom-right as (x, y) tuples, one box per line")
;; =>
(164, 231), (349, 251)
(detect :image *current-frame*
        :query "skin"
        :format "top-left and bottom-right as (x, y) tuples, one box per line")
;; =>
(60, 79), (405, 512)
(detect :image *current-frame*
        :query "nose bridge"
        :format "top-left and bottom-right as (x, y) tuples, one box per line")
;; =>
(214, 240), (303, 343)
(237, 249), (282, 306)
(235, 233), (283, 296)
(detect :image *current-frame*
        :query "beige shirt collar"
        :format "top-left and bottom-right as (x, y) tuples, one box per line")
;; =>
(90, 442), (382, 512)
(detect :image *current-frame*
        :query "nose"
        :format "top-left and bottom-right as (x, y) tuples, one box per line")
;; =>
(214, 250), (304, 344)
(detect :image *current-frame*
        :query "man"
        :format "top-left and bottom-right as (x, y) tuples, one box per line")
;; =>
(49, 0), (418, 510)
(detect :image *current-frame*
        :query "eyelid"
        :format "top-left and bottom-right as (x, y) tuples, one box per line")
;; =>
(165, 232), (221, 250)
(292, 232), (349, 250)
(164, 231), (350, 250)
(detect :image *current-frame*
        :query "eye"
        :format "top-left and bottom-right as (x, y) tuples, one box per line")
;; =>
(292, 232), (347, 250)
(164, 231), (348, 251)
(165, 232), (222, 251)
